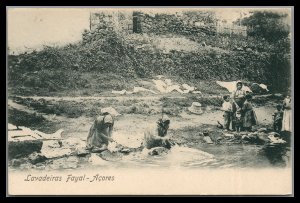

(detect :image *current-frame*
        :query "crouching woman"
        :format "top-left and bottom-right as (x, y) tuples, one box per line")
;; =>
(143, 115), (173, 150)
(86, 113), (115, 152)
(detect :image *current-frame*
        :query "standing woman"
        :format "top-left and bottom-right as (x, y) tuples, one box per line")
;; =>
(242, 94), (257, 132)
(231, 81), (247, 131)
(282, 95), (292, 132)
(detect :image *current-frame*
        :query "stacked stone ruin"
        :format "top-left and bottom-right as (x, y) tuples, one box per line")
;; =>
(89, 11), (248, 37)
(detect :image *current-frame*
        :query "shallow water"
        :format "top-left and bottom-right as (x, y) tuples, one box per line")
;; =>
(84, 143), (291, 170)
(9, 138), (291, 172)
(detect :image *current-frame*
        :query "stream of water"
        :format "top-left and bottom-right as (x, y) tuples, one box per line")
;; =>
(84, 143), (291, 170)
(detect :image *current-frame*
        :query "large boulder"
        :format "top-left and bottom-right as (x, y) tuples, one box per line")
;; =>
(28, 152), (47, 164)
(119, 148), (132, 154)
(8, 140), (43, 159)
(202, 136), (214, 144)
(8, 125), (63, 159)
(40, 140), (72, 159)
(47, 156), (80, 170)
(75, 148), (91, 157)
(242, 133), (259, 144)
(250, 83), (268, 94)
(61, 137), (86, 151)
(99, 150), (123, 161)
(10, 158), (28, 167)
(268, 132), (286, 144)
(268, 131), (281, 137)
(257, 128), (268, 133)
(41, 137), (87, 159)
(148, 147), (169, 156)
(257, 132), (270, 143)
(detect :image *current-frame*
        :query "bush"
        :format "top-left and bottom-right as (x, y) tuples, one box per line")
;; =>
(8, 17), (291, 94)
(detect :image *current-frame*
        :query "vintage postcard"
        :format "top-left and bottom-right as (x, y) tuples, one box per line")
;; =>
(7, 7), (293, 196)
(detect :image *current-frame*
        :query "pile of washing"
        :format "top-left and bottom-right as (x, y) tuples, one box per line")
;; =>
(112, 76), (202, 95)
(216, 81), (269, 93)
(152, 78), (202, 94)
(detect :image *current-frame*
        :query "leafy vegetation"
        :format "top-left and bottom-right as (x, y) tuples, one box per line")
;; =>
(8, 11), (291, 95)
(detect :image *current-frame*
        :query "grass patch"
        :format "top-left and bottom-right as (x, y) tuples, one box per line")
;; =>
(160, 95), (223, 108)
(197, 97), (223, 107)
(8, 108), (59, 133)
(169, 124), (223, 146)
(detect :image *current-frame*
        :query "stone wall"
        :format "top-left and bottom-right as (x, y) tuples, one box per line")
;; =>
(138, 11), (218, 36)
(90, 11), (218, 35)
(90, 11), (133, 34)
(90, 11), (247, 37)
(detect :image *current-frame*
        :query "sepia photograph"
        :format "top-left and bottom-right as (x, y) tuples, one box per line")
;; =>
(7, 7), (293, 196)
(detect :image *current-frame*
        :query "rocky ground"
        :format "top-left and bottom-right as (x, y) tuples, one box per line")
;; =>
(7, 86), (291, 171)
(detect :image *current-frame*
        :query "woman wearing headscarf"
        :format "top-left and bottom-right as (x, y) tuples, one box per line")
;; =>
(86, 113), (115, 151)
(282, 95), (292, 132)
(143, 115), (172, 149)
(242, 94), (257, 132)
(231, 81), (247, 131)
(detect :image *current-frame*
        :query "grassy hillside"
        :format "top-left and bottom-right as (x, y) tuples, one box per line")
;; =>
(8, 26), (291, 96)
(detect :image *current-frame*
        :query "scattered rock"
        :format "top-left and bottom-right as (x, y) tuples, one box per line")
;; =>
(203, 136), (213, 144)
(99, 150), (123, 161)
(250, 83), (264, 94)
(65, 156), (80, 168)
(257, 132), (269, 143)
(120, 148), (132, 154)
(234, 133), (243, 138)
(268, 132), (287, 144)
(214, 136), (224, 144)
(28, 152), (47, 164)
(41, 148), (72, 159)
(76, 148), (90, 157)
(274, 93), (283, 98)
(34, 163), (46, 170)
(239, 132), (248, 136)
(88, 153), (109, 165)
(61, 137), (86, 150)
(268, 134), (286, 144)
(268, 132), (281, 137)
(259, 84), (269, 92)
(40, 140), (72, 159)
(19, 162), (34, 170)
(257, 128), (268, 133)
(10, 158), (28, 167)
(242, 133), (258, 143)
(148, 147), (169, 156)
(223, 133), (235, 138)
(248, 132), (258, 137)
(49, 156), (79, 170)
